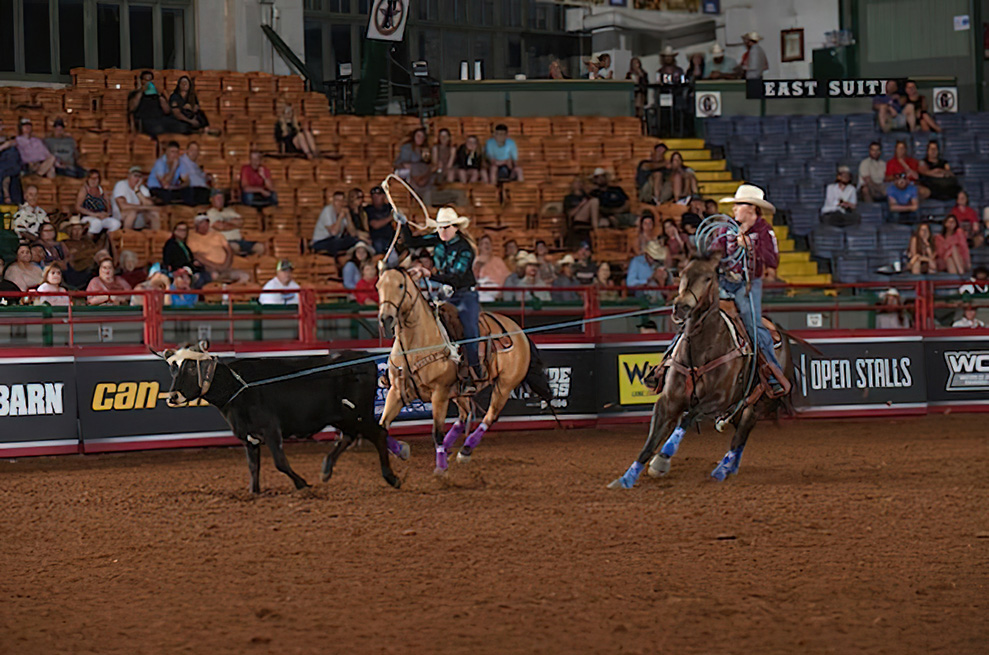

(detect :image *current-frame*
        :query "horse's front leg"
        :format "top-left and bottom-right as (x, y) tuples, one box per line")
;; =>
(712, 405), (757, 481)
(378, 377), (410, 461)
(608, 398), (681, 489)
(430, 389), (452, 475)
(647, 415), (691, 478)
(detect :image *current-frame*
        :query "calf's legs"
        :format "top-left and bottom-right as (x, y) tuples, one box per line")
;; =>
(245, 442), (261, 494)
(265, 428), (310, 489)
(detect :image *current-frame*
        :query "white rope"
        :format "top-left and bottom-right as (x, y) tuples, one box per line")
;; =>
(378, 173), (433, 269)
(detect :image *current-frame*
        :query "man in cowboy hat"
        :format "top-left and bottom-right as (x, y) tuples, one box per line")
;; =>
(738, 32), (768, 80)
(551, 254), (580, 302)
(626, 239), (670, 296)
(716, 183), (784, 394)
(706, 43), (738, 79)
(657, 45), (684, 81)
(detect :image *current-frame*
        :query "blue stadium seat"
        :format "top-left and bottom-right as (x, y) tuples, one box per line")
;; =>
(798, 184), (826, 205)
(912, 133), (940, 156)
(878, 223), (913, 252)
(788, 116), (818, 135)
(975, 138), (989, 157)
(961, 160), (989, 180)
(760, 116), (789, 136)
(881, 133), (910, 156)
(971, 247), (989, 268)
(788, 207), (819, 237)
(732, 118), (762, 138)
(834, 255), (869, 283)
(787, 140), (817, 158)
(844, 225), (879, 253)
(757, 141), (788, 159)
(811, 225), (846, 260)
(704, 119), (732, 147)
(818, 115), (847, 131)
(817, 141), (848, 160)
(727, 140), (757, 165)
(776, 159), (807, 179)
(944, 136), (975, 158)
(964, 113), (989, 132)
(936, 113), (965, 132)
(806, 160), (837, 181)
(859, 202), (884, 227)
(769, 184), (799, 208)
(745, 162), (776, 186)
(847, 140), (874, 161)
(845, 113), (876, 130)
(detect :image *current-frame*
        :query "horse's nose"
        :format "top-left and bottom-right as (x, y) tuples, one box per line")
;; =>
(673, 302), (690, 321)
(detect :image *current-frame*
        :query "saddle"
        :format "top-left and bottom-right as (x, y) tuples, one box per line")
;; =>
(436, 303), (514, 394)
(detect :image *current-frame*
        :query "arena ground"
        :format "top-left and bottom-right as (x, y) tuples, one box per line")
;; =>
(1, 415), (986, 655)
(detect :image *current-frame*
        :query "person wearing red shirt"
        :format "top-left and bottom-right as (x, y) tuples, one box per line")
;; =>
(951, 189), (979, 237)
(884, 140), (930, 199)
(239, 150), (278, 207)
(352, 262), (379, 305)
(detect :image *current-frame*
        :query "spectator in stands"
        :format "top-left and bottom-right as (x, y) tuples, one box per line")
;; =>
(169, 76), (210, 132)
(548, 60), (569, 80)
(353, 262), (380, 306)
(657, 46), (684, 81)
(662, 218), (689, 269)
(959, 266), (989, 294)
(626, 57), (648, 119)
(162, 222), (207, 287)
(347, 187), (368, 230)
(453, 135), (487, 184)
(636, 143), (668, 194)
(364, 186), (395, 254)
(474, 234), (511, 301)
(665, 152), (699, 202)
(260, 260), (301, 306)
(205, 192), (257, 257)
(342, 241), (373, 290)
(34, 223), (65, 268)
(685, 52), (705, 82)
(738, 32), (768, 79)
(936, 215), (970, 275)
(118, 250), (147, 288)
(503, 239), (519, 272)
(4, 243), (42, 291)
(168, 267), (198, 308)
(704, 199), (718, 217)
(506, 254), (551, 302)
(907, 222), (936, 274)
(44, 118), (84, 178)
(564, 176), (601, 244)
(902, 80), (940, 133)
(312, 190), (359, 255)
(706, 44), (737, 79)
(952, 303), (985, 328)
(485, 124), (523, 184)
(886, 173), (920, 224)
(551, 255), (580, 302)
(952, 190), (979, 238)
(874, 80), (914, 133)
(75, 169), (119, 235)
(681, 212), (702, 241)
(534, 240), (555, 284)
(35, 263), (69, 306)
(596, 53), (614, 79)
(590, 168), (630, 227)
(502, 250), (525, 291)
(821, 165), (860, 227)
(13, 184), (47, 239)
(918, 140), (960, 201)
(86, 255), (131, 305)
(15, 118), (56, 179)
(885, 140), (927, 195)
(148, 140), (188, 204)
(875, 288), (910, 329)
(394, 127), (433, 188)
(180, 142), (211, 205)
(633, 214), (658, 255)
(573, 241), (597, 285)
(275, 103), (318, 159)
(113, 166), (160, 231)
(239, 150), (278, 207)
(858, 141), (887, 202)
(626, 240), (670, 294)
(62, 216), (98, 289)
(0, 118), (22, 203)
(594, 262), (619, 302)
(129, 70), (189, 136)
(432, 128), (457, 183)
(187, 214), (250, 284)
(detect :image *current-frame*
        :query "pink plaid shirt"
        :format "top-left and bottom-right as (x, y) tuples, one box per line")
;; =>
(15, 135), (51, 164)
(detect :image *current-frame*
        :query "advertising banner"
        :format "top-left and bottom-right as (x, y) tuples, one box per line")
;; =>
(924, 335), (989, 406)
(747, 79), (888, 99)
(0, 357), (78, 454)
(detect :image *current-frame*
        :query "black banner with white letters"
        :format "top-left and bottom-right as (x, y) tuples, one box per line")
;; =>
(0, 359), (77, 444)
(747, 78), (889, 99)
(923, 336), (989, 404)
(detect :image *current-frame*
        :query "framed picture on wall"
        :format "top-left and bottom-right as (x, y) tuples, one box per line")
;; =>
(781, 28), (805, 62)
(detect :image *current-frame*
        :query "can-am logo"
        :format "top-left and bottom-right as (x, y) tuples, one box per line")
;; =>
(944, 351), (989, 391)
(0, 383), (64, 416)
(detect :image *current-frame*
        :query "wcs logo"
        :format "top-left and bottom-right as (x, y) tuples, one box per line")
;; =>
(617, 353), (662, 405)
(91, 381), (207, 411)
(944, 351), (989, 391)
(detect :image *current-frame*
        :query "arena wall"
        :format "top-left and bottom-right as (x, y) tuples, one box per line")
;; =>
(2, 330), (987, 458)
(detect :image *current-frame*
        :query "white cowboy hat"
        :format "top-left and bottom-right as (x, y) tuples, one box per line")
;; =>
(517, 252), (538, 267)
(556, 254), (576, 268)
(720, 184), (776, 213)
(710, 43), (725, 56)
(644, 240), (668, 261)
(348, 241), (374, 256)
(742, 32), (762, 42)
(660, 45), (679, 57)
(65, 214), (86, 227)
(882, 287), (900, 298)
(592, 167), (610, 178)
(429, 206), (470, 230)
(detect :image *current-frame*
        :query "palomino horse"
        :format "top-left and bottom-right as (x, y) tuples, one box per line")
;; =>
(609, 252), (793, 488)
(376, 267), (554, 474)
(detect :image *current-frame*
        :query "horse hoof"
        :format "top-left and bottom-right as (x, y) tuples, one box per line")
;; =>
(386, 475), (402, 489)
(433, 466), (448, 477)
(647, 454), (671, 478)
(607, 477), (633, 490)
(456, 446), (473, 464)
(710, 452), (739, 481)
(395, 441), (410, 461)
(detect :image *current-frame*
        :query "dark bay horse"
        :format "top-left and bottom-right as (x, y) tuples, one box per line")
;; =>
(609, 252), (793, 489)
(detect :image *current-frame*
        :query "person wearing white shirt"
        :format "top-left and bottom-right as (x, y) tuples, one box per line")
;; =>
(821, 166), (860, 227)
(12, 184), (47, 239)
(952, 305), (986, 328)
(112, 166), (160, 230)
(259, 259), (301, 305)
(858, 141), (887, 202)
(311, 190), (359, 255)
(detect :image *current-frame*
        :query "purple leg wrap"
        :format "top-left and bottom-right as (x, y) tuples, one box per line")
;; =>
(442, 421), (465, 451)
(386, 436), (404, 455)
(435, 447), (449, 470)
(464, 423), (488, 450)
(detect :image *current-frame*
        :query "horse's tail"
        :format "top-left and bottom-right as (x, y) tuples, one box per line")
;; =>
(522, 337), (564, 428)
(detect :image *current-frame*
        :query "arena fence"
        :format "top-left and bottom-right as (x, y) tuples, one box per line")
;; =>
(0, 281), (986, 457)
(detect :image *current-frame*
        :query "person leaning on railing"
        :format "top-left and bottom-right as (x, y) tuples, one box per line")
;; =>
(86, 255), (131, 306)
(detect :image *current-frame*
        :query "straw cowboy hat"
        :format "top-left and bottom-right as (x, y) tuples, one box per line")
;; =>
(348, 241), (375, 257)
(516, 252), (538, 267)
(556, 254), (576, 269)
(428, 206), (470, 231)
(710, 43), (725, 56)
(644, 240), (668, 261)
(742, 32), (762, 42)
(592, 167), (611, 179)
(660, 45), (679, 57)
(720, 183), (776, 213)
(65, 214), (86, 227)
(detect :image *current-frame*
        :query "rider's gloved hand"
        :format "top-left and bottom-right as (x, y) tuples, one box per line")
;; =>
(440, 284), (454, 299)
(394, 210), (407, 225)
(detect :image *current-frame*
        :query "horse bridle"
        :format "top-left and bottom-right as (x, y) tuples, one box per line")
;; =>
(378, 267), (417, 321)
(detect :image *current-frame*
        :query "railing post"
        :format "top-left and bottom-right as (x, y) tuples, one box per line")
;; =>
(584, 285), (600, 338)
(143, 290), (164, 349)
(914, 280), (925, 331)
(298, 288), (317, 345)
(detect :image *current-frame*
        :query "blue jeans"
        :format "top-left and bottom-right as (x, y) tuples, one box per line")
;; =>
(721, 277), (782, 375)
(242, 191), (278, 207)
(450, 288), (481, 371)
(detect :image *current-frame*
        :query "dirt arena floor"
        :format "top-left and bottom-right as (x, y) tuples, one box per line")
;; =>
(1, 414), (986, 655)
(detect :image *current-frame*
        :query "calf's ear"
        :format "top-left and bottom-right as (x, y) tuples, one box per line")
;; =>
(198, 339), (210, 353)
(162, 348), (176, 360)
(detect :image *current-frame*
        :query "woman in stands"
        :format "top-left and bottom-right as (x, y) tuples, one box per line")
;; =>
(935, 215), (970, 275)
(275, 103), (319, 159)
(452, 135), (487, 184)
(907, 222), (936, 274)
(35, 263), (70, 307)
(342, 241), (373, 290)
(665, 151), (699, 202)
(951, 190), (979, 237)
(918, 141), (960, 201)
(394, 128), (433, 188)
(34, 223), (66, 268)
(472, 234), (511, 301)
(901, 80), (940, 133)
(75, 169), (119, 235)
(594, 262), (619, 302)
(625, 57), (648, 119)
(633, 213), (658, 256)
(169, 76), (210, 132)
(431, 128), (457, 184)
(662, 218), (689, 269)
(4, 243), (42, 291)
(86, 255), (131, 305)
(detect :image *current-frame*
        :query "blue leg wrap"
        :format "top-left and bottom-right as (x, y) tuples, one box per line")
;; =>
(617, 461), (644, 489)
(660, 426), (686, 458)
(710, 449), (741, 481)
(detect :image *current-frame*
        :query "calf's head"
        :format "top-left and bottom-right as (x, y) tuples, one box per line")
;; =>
(157, 340), (218, 406)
